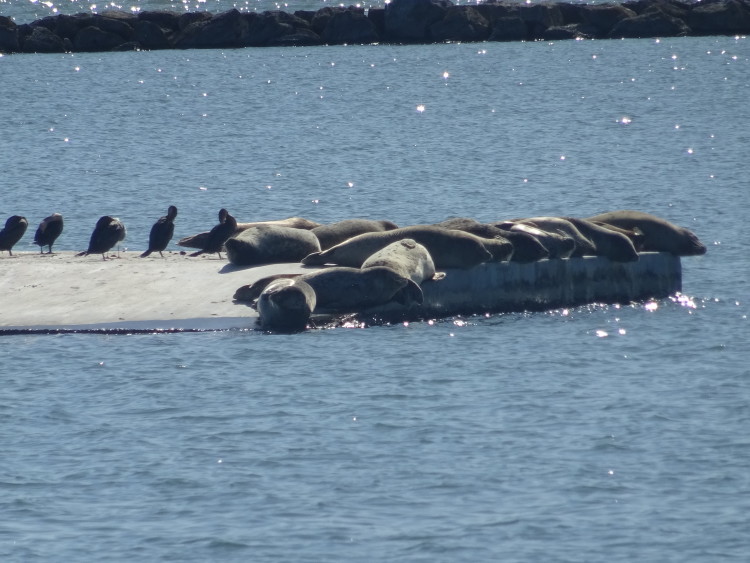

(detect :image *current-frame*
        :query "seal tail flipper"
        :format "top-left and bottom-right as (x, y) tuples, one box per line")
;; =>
(300, 251), (326, 265)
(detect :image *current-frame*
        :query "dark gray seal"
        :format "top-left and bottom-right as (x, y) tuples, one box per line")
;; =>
(587, 210), (707, 256)
(361, 239), (445, 284)
(225, 225), (321, 266)
(435, 217), (550, 263)
(508, 223), (575, 259)
(256, 278), (316, 333)
(301, 225), (492, 269)
(497, 217), (597, 258)
(312, 219), (399, 250)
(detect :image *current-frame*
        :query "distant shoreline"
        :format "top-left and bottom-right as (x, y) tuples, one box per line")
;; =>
(2, 0), (748, 55)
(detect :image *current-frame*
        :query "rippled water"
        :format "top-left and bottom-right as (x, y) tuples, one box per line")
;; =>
(2, 30), (749, 561)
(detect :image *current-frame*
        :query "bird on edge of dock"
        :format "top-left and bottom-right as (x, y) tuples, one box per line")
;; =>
(77, 215), (126, 260)
(34, 213), (64, 254)
(0, 215), (29, 256)
(190, 208), (237, 259)
(140, 205), (177, 258)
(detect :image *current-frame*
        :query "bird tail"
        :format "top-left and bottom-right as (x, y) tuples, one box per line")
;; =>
(140, 250), (152, 258)
(75, 251), (88, 257)
(189, 250), (204, 257)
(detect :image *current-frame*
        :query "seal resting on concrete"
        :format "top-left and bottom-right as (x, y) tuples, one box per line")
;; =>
(141, 205), (177, 258)
(256, 277), (316, 333)
(301, 225), (492, 269)
(496, 217), (596, 258)
(312, 219), (399, 250)
(507, 223), (576, 259)
(361, 238), (445, 284)
(177, 216), (320, 249)
(236, 266), (424, 313)
(190, 208), (237, 259)
(33, 213), (64, 254)
(76, 216), (126, 260)
(0, 215), (29, 256)
(587, 210), (707, 256)
(225, 224), (321, 266)
(434, 217), (550, 263)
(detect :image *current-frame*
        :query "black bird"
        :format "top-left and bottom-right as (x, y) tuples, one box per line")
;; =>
(0, 215), (29, 256)
(190, 208), (237, 259)
(140, 205), (177, 258)
(33, 213), (64, 254)
(77, 215), (126, 260)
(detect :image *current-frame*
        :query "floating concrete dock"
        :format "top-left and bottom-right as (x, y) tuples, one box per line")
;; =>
(0, 251), (681, 333)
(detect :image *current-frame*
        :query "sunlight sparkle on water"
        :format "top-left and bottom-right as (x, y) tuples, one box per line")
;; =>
(596, 330), (608, 338)
(644, 301), (658, 312)
(416, 104), (426, 113)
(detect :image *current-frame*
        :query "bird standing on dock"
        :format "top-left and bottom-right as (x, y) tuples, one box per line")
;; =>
(0, 215), (29, 256)
(140, 205), (177, 258)
(190, 208), (237, 259)
(77, 216), (126, 260)
(33, 213), (64, 254)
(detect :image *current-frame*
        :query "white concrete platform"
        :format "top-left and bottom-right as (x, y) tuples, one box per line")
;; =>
(0, 251), (682, 333)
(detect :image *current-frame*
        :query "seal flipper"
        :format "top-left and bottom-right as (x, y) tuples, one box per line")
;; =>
(392, 279), (424, 307)
(301, 251), (327, 266)
(233, 273), (300, 302)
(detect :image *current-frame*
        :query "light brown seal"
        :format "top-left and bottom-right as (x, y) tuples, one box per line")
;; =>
(312, 219), (399, 250)
(508, 223), (575, 259)
(256, 278), (316, 333)
(301, 225), (492, 269)
(587, 210), (706, 256)
(225, 225), (321, 266)
(361, 239), (445, 284)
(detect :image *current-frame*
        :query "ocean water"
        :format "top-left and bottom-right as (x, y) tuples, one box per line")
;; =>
(2, 18), (750, 563)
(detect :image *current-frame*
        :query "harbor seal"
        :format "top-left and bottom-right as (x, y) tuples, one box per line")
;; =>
(0, 215), (29, 256)
(225, 224), (321, 266)
(301, 225), (492, 269)
(508, 223), (575, 259)
(256, 278), (316, 332)
(587, 210), (706, 256)
(235, 266), (423, 313)
(361, 239), (445, 284)
(312, 219), (399, 250)
(496, 217), (597, 258)
(433, 217), (549, 263)
(178, 216), (320, 249)
(33, 213), (64, 254)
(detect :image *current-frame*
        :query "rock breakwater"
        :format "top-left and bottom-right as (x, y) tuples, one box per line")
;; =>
(1, 0), (749, 54)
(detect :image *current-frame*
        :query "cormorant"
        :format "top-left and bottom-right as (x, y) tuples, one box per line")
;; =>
(33, 213), (64, 254)
(0, 215), (29, 256)
(140, 205), (177, 258)
(190, 208), (237, 259)
(77, 216), (126, 260)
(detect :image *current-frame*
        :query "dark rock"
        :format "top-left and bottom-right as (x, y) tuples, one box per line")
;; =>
(321, 8), (380, 44)
(22, 25), (67, 53)
(520, 3), (565, 38)
(174, 9), (248, 49)
(688, 0), (750, 35)
(0, 15), (19, 52)
(431, 5), (490, 42)
(610, 8), (690, 37)
(138, 10), (181, 32)
(384, 0), (453, 42)
(578, 4), (637, 37)
(244, 11), (312, 47)
(54, 14), (92, 40)
(112, 41), (140, 51)
(133, 20), (172, 49)
(368, 8), (386, 37)
(92, 11), (136, 39)
(267, 28), (323, 47)
(178, 11), (213, 32)
(74, 25), (128, 52)
(487, 16), (528, 42)
(311, 7), (348, 35)
(543, 23), (594, 40)
(294, 10), (317, 25)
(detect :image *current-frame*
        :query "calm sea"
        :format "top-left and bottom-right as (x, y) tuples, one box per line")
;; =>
(1, 2), (749, 559)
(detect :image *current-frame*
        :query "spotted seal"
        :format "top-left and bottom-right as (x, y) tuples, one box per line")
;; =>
(312, 219), (399, 250)
(587, 210), (706, 256)
(361, 238), (445, 284)
(256, 278), (317, 333)
(225, 224), (321, 266)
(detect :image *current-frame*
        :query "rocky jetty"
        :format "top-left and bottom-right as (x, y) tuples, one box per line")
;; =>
(2, 0), (749, 54)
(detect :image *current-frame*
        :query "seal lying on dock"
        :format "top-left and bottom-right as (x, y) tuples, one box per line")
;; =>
(361, 238), (445, 284)
(302, 225), (493, 269)
(225, 225), (321, 266)
(256, 278), (316, 333)
(507, 223), (575, 259)
(587, 210), (706, 256)
(312, 219), (399, 250)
